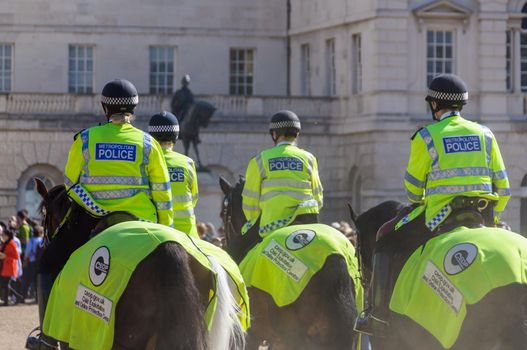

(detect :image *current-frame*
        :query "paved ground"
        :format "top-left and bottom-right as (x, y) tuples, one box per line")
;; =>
(0, 302), (38, 350)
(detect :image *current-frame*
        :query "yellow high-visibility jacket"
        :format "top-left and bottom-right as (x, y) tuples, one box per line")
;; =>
(403, 112), (510, 231)
(64, 121), (173, 226)
(242, 141), (323, 236)
(162, 148), (199, 237)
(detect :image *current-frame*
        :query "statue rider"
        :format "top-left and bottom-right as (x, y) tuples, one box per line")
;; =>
(26, 79), (173, 349)
(355, 74), (511, 336)
(171, 74), (194, 124)
(149, 111), (200, 238)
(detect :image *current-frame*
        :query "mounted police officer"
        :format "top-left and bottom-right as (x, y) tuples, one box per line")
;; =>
(242, 110), (324, 237)
(355, 74), (511, 336)
(171, 74), (194, 123)
(149, 111), (199, 238)
(26, 79), (173, 349)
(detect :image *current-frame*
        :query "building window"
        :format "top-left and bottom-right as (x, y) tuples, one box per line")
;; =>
(0, 44), (13, 92)
(68, 45), (93, 93)
(326, 39), (336, 96)
(149, 46), (174, 94)
(352, 34), (363, 94)
(229, 48), (254, 95)
(300, 44), (311, 96)
(426, 30), (454, 86)
(507, 30), (513, 92)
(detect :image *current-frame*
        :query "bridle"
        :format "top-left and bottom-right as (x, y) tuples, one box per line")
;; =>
(221, 191), (235, 246)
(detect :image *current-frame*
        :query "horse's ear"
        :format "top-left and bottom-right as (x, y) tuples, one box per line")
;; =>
(219, 176), (233, 195)
(34, 178), (48, 198)
(238, 174), (246, 183)
(347, 202), (358, 229)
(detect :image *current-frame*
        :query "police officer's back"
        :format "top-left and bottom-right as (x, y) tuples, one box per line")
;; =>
(242, 110), (323, 236)
(149, 111), (199, 238)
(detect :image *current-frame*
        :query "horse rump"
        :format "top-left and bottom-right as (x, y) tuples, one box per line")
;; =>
(115, 242), (207, 350)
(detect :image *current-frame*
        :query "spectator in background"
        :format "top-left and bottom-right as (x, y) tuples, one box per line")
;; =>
(23, 225), (44, 301)
(331, 220), (358, 247)
(16, 210), (32, 254)
(0, 222), (20, 306)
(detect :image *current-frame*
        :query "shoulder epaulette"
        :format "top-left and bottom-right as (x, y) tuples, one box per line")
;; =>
(73, 128), (86, 141)
(411, 127), (424, 140)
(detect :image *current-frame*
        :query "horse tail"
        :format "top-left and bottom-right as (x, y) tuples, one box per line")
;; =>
(321, 255), (358, 349)
(156, 242), (207, 350)
(207, 256), (245, 350)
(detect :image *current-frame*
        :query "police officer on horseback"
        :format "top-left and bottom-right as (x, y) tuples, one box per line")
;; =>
(149, 111), (199, 237)
(355, 74), (511, 336)
(242, 110), (324, 237)
(26, 79), (173, 349)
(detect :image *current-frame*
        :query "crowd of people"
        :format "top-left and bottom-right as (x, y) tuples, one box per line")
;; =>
(0, 209), (44, 306)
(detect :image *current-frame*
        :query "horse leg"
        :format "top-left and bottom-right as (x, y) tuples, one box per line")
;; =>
(192, 139), (204, 169)
(183, 138), (190, 156)
(113, 242), (206, 350)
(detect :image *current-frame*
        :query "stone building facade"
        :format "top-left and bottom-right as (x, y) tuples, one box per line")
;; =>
(0, 0), (526, 232)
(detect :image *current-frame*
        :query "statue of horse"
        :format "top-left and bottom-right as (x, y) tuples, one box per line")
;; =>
(179, 100), (216, 170)
(219, 176), (362, 350)
(35, 179), (246, 350)
(351, 200), (527, 350)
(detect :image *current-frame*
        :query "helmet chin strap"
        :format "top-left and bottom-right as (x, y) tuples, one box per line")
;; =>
(428, 101), (440, 121)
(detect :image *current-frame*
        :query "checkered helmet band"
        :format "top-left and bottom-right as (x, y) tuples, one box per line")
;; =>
(427, 89), (468, 102)
(148, 124), (180, 133)
(269, 120), (301, 130)
(101, 95), (139, 105)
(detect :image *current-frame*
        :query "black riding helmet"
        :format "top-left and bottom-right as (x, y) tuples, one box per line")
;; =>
(148, 111), (179, 143)
(425, 74), (468, 119)
(101, 79), (139, 116)
(269, 110), (301, 141)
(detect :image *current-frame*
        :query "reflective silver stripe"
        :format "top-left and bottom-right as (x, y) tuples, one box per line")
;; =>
(298, 199), (319, 208)
(64, 176), (75, 187)
(306, 154), (314, 173)
(406, 189), (423, 202)
(405, 172), (425, 188)
(480, 125), (493, 166)
(426, 183), (492, 195)
(91, 188), (151, 200)
(427, 167), (492, 181)
(151, 182), (171, 191)
(173, 208), (194, 218)
(155, 200), (173, 210)
(493, 170), (508, 181)
(255, 154), (266, 179)
(313, 186), (323, 196)
(81, 129), (90, 176)
(80, 175), (146, 185)
(419, 128), (439, 171)
(261, 190), (314, 202)
(172, 193), (193, 202)
(262, 179), (311, 190)
(187, 159), (194, 185)
(242, 203), (260, 212)
(496, 188), (511, 196)
(141, 133), (152, 181)
(242, 188), (260, 199)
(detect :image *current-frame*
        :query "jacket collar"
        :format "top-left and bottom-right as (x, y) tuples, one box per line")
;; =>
(439, 111), (460, 121)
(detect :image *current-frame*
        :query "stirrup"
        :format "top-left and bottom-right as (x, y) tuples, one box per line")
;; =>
(25, 327), (58, 350)
(354, 309), (389, 337)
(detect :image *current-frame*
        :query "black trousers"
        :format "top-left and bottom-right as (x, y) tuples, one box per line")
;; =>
(0, 276), (11, 305)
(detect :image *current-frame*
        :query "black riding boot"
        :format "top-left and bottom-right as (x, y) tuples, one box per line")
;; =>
(355, 252), (392, 337)
(25, 273), (58, 350)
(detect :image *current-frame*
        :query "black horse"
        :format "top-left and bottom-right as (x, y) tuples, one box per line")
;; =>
(351, 200), (527, 350)
(220, 176), (361, 350)
(179, 100), (215, 170)
(34, 179), (245, 350)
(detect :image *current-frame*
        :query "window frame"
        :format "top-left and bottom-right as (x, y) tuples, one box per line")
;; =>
(149, 46), (175, 95)
(351, 33), (363, 94)
(0, 43), (13, 92)
(300, 43), (311, 96)
(425, 29), (456, 86)
(229, 48), (255, 96)
(325, 38), (336, 96)
(68, 44), (94, 94)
